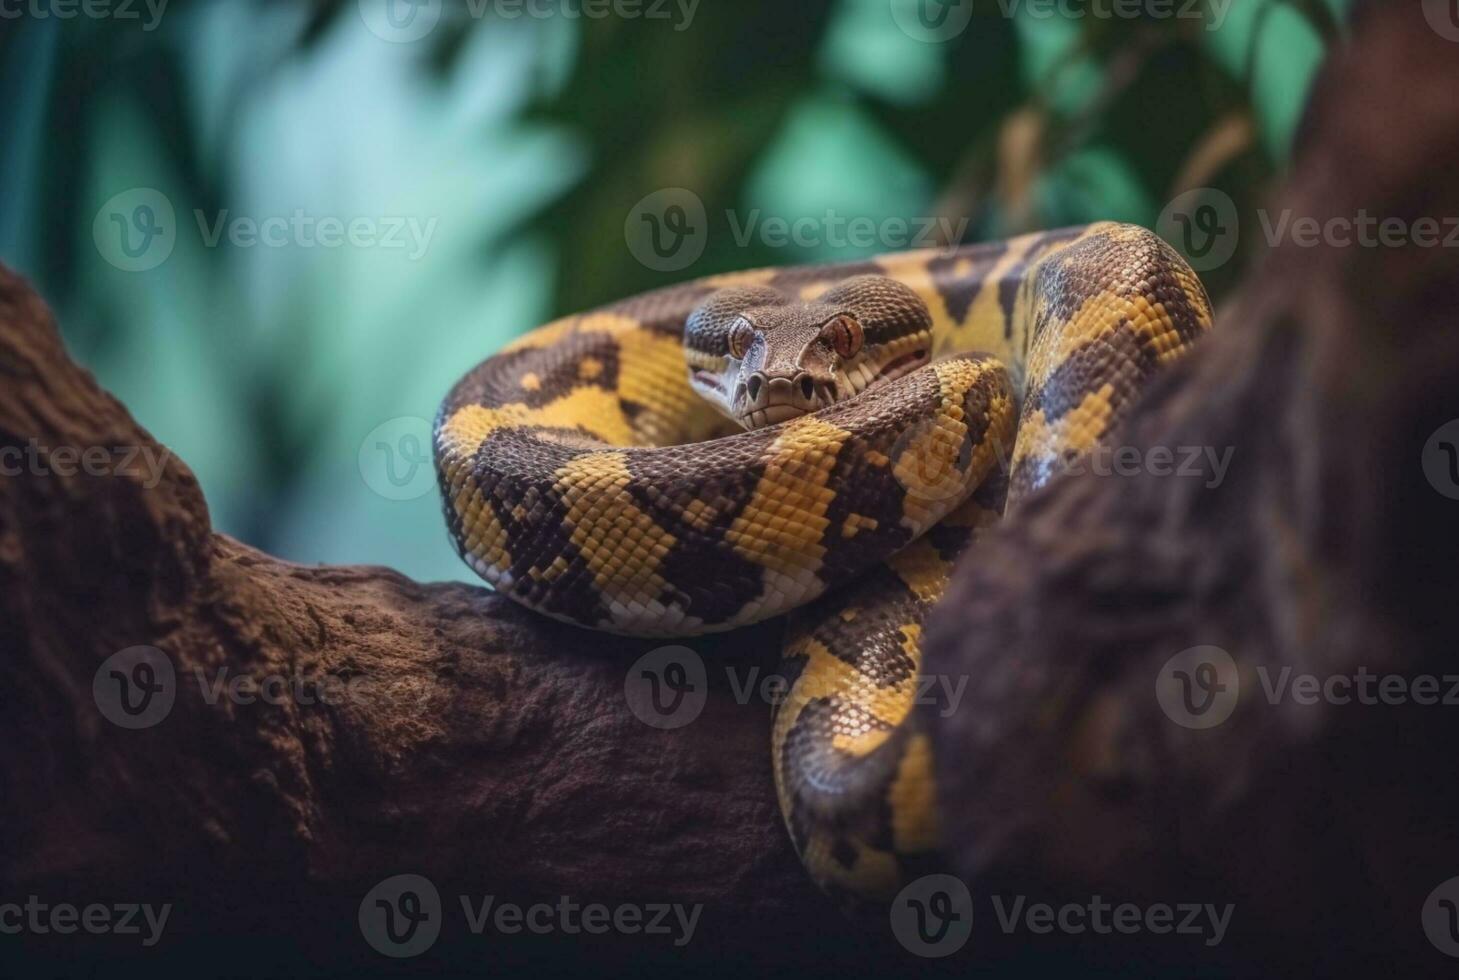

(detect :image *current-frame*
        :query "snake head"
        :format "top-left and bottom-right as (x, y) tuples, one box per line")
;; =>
(684, 276), (935, 430)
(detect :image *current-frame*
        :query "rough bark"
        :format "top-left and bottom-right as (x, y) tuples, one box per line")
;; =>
(924, 4), (1459, 974)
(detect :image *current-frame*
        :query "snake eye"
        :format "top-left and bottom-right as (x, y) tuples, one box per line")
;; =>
(822, 315), (863, 359)
(727, 318), (756, 359)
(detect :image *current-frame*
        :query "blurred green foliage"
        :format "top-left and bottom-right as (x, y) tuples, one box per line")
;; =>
(0, 0), (1351, 582)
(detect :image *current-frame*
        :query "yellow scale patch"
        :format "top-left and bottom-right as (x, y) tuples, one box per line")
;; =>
(1032, 287), (1136, 388)
(681, 498), (718, 531)
(554, 451), (675, 622)
(435, 416), (512, 577)
(840, 513), (879, 538)
(893, 360), (1015, 529)
(886, 536), (955, 605)
(802, 832), (902, 903)
(440, 392), (637, 449)
(724, 415), (850, 578)
(1013, 383), (1116, 479)
(887, 733), (939, 855)
(776, 635), (917, 761)
(455, 482), (511, 574)
(611, 320), (724, 447)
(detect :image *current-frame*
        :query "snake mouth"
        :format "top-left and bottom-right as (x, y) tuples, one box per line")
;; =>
(874, 349), (928, 383)
(738, 404), (814, 429)
(691, 370), (726, 395)
(733, 372), (828, 430)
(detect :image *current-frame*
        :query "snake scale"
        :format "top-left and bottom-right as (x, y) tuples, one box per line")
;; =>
(434, 221), (1213, 903)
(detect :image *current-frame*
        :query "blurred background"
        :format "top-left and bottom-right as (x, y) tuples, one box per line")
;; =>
(0, 0), (1349, 583)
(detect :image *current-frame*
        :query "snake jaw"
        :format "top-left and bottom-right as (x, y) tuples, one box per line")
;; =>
(733, 372), (824, 430)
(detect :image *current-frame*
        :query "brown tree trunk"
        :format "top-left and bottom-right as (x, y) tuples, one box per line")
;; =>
(924, 3), (1459, 975)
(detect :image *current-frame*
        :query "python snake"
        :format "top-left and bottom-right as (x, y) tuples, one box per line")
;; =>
(434, 222), (1213, 903)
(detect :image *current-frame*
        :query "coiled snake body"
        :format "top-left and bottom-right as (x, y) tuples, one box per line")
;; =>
(435, 222), (1212, 902)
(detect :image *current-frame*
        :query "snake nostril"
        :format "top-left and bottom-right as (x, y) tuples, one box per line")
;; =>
(798, 375), (815, 402)
(747, 375), (763, 403)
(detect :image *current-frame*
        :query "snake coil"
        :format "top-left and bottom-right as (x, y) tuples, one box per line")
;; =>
(435, 222), (1212, 902)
